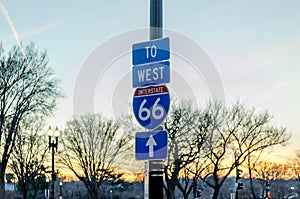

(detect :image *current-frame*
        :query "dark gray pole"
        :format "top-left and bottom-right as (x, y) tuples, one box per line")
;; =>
(50, 143), (55, 199)
(235, 157), (238, 199)
(148, 161), (163, 199)
(49, 135), (58, 199)
(150, 0), (163, 39)
(149, 1), (164, 198)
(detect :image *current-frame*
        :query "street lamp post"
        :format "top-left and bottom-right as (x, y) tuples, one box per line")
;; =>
(59, 181), (63, 199)
(48, 126), (60, 199)
(234, 152), (239, 199)
(45, 179), (49, 199)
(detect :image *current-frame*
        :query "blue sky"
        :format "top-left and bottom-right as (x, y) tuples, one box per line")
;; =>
(0, 1), (299, 161)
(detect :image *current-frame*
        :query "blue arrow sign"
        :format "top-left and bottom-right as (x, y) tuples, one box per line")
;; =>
(132, 37), (170, 65)
(132, 61), (170, 88)
(133, 85), (170, 130)
(135, 130), (168, 160)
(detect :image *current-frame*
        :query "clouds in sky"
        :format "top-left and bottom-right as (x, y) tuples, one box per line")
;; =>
(19, 19), (66, 39)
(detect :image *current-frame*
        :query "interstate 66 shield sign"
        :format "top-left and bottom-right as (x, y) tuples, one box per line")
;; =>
(133, 85), (170, 130)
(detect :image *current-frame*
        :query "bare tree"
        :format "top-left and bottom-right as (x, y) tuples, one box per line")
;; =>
(177, 103), (216, 199)
(9, 119), (49, 199)
(163, 102), (194, 199)
(244, 147), (264, 199)
(194, 101), (290, 199)
(246, 150), (291, 198)
(250, 161), (288, 198)
(288, 151), (300, 196)
(60, 114), (131, 199)
(163, 101), (209, 199)
(290, 150), (300, 180)
(0, 43), (62, 199)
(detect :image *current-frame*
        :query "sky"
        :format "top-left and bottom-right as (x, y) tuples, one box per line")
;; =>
(0, 0), (299, 162)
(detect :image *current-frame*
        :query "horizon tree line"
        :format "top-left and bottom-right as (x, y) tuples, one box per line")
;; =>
(0, 42), (294, 199)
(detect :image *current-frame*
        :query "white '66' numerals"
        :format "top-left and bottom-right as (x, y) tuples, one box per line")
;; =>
(139, 97), (164, 121)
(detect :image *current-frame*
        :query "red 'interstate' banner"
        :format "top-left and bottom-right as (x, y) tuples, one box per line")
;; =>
(134, 85), (168, 97)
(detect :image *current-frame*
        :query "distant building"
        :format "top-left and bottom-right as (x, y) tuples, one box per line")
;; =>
(5, 183), (15, 191)
(5, 173), (15, 191)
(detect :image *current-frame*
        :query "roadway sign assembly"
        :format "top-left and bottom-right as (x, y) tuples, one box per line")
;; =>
(132, 61), (170, 88)
(132, 85), (170, 130)
(135, 130), (168, 160)
(132, 37), (170, 65)
(133, 1), (166, 199)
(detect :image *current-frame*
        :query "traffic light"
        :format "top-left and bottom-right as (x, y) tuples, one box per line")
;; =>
(266, 191), (271, 198)
(236, 169), (243, 180)
(196, 190), (201, 197)
(266, 180), (271, 198)
(236, 168), (243, 191)
(237, 182), (243, 190)
(266, 180), (271, 190)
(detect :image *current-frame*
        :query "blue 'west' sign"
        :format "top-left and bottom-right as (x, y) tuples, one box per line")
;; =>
(132, 61), (170, 88)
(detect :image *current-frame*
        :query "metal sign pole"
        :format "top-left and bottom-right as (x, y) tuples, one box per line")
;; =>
(148, 160), (164, 199)
(148, 1), (164, 198)
(150, 0), (163, 40)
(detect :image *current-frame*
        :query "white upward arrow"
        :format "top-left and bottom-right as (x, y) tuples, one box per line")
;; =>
(146, 134), (157, 158)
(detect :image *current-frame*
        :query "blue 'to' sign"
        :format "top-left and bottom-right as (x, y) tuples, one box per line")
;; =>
(133, 85), (170, 130)
(132, 37), (170, 65)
